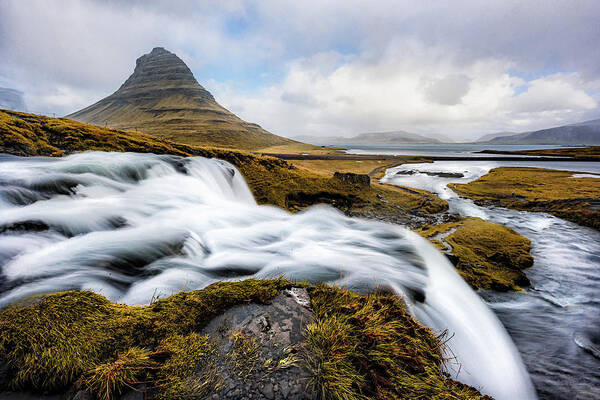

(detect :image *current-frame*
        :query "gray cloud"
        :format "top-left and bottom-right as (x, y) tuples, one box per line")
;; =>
(424, 75), (471, 106)
(0, 0), (599, 139)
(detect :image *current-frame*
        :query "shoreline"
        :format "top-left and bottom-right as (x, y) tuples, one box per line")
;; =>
(257, 152), (595, 162)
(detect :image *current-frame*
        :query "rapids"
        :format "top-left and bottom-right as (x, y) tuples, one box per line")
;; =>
(383, 161), (600, 400)
(0, 152), (536, 400)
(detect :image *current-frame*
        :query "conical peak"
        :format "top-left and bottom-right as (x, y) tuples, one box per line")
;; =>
(117, 47), (207, 94)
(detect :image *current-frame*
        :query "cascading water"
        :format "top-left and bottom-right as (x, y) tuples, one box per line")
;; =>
(0, 152), (536, 400)
(383, 161), (600, 400)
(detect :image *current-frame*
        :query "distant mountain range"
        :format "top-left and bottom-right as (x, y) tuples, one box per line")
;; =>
(476, 119), (600, 145)
(67, 47), (296, 150)
(0, 88), (27, 112)
(295, 130), (453, 145)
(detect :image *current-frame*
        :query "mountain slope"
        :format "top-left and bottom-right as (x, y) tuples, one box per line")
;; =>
(67, 47), (296, 150)
(483, 119), (600, 144)
(296, 130), (446, 145)
(475, 131), (519, 143)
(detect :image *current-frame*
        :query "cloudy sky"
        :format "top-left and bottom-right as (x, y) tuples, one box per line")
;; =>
(1, 0), (599, 141)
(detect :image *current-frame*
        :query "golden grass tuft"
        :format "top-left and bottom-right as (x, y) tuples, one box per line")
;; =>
(227, 332), (261, 379)
(304, 285), (492, 400)
(84, 347), (157, 400)
(154, 333), (221, 399)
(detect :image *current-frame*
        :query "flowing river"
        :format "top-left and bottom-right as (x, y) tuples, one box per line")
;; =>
(382, 161), (600, 400)
(0, 151), (537, 400)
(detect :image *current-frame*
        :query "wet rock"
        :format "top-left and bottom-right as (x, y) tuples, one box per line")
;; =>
(394, 169), (464, 178)
(201, 288), (314, 399)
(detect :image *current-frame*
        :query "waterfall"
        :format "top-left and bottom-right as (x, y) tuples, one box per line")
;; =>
(0, 151), (536, 399)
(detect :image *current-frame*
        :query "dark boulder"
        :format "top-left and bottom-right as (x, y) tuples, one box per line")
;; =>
(333, 172), (370, 187)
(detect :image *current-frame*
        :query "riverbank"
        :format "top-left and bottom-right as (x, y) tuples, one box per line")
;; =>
(450, 167), (600, 231)
(479, 146), (600, 160)
(382, 160), (600, 400)
(0, 279), (492, 400)
(417, 217), (533, 291)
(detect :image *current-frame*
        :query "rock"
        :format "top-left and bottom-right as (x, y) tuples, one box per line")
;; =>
(284, 287), (310, 308)
(119, 389), (144, 400)
(261, 383), (274, 399)
(333, 172), (370, 186)
(201, 288), (315, 399)
(395, 169), (464, 178)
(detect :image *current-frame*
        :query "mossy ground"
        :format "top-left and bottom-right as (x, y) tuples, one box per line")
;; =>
(450, 167), (600, 231)
(417, 217), (533, 291)
(0, 109), (447, 218)
(0, 279), (295, 396)
(0, 279), (491, 400)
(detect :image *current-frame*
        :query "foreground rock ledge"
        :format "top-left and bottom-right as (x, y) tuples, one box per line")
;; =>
(0, 279), (492, 400)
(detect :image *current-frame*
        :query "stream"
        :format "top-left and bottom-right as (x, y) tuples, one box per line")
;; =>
(383, 161), (600, 400)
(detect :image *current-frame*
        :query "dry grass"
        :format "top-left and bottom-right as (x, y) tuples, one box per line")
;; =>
(481, 146), (600, 159)
(304, 285), (493, 400)
(256, 143), (338, 154)
(0, 279), (294, 394)
(227, 332), (260, 379)
(291, 159), (396, 176)
(417, 217), (533, 291)
(450, 167), (600, 231)
(154, 333), (221, 399)
(84, 347), (157, 400)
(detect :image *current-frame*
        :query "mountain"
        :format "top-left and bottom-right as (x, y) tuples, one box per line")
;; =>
(67, 47), (296, 150)
(475, 131), (518, 143)
(295, 130), (448, 145)
(481, 119), (600, 144)
(0, 88), (27, 112)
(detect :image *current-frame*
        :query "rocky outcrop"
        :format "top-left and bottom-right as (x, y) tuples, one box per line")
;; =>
(201, 288), (314, 399)
(67, 47), (296, 150)
(0, 280), (492, 400)
(333, 171), (370, 186)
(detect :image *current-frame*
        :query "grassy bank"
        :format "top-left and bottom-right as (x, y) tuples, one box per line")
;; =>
(480, 146), (600, 160)
(0, 279), (491, 400)
(450, 167), (600, 231)
(0, 110), (447, 218)
(417, 217), (533, 291)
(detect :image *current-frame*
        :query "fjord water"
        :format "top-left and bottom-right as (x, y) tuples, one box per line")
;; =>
(344, 143), (570, 157)
(383, 161), (600, 400)
(0, 152), (535, 400)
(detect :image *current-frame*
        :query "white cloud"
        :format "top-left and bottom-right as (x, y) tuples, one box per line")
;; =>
(210, 45), (599, 140)
(507, 75), (596, 113)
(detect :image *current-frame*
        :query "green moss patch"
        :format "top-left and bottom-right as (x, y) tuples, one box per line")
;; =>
(417, 217), (533, 291)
